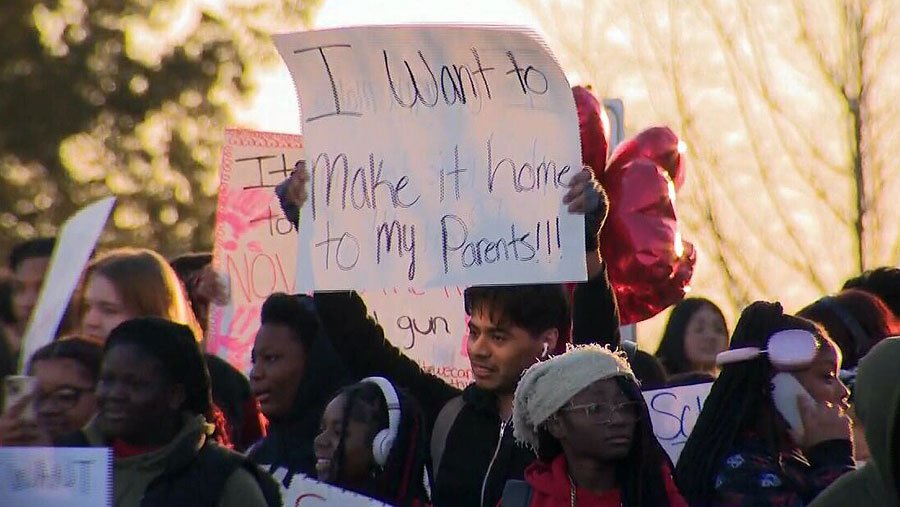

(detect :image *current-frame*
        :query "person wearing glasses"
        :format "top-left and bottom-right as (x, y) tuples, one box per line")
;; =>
(0, 337), (101, 445)
(502, 345), (687, 506)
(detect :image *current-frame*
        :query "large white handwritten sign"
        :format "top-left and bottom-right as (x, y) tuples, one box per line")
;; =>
(0, 447), (112, 507)
(209, 129), (302, 372)
(274, 25), (586, 291)
(643, 382), (713, 464)
(272, 469), (391, 506)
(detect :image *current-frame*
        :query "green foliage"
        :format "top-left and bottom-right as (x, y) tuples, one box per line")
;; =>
(0, 0), (320, 259)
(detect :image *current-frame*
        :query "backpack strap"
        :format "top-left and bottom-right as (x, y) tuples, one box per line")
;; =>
(430, 395), (465, 482)
(238, 459), (282, 507)
(200, 445), (282, 507)
(501, 479), (533, 507)
(143, 442), (282, 507)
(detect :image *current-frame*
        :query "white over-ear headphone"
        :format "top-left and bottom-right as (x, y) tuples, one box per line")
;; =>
(362, 376), (402, 467)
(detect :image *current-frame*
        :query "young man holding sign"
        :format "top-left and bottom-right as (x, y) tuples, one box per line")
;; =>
(278, 161), (619, 506)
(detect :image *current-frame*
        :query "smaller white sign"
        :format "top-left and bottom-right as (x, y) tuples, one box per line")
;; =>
(272, 468), (391, 506)
(642, 382), (713, 464)
(0, 447), (112, 507)
(19, 197), (116, 372)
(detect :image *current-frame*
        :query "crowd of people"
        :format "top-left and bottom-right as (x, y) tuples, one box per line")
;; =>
(2, 91), (900, 507)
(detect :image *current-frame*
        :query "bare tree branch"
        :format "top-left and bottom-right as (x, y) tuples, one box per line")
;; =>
(698, 0), (830, 292)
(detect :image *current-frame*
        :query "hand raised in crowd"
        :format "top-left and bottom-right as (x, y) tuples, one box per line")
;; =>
(563, 165), (604, 214)
(284, 160), (603, 216)
(0, 395), (50, 447)
(284, 160), (309, 209)
(194, 264), (230, 306)
(796, 394), (852, 450)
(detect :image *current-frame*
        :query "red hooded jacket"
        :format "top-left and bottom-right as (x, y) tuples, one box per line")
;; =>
(508, 454), (688, 507)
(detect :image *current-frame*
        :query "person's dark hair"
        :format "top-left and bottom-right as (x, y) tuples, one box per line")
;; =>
(464, 284), (571, 348)
(27, 337), (103, 383)
(330, 381), (431, 506)
(168, 252), (213, 284)
(631, 349), (668, 390)
(666, 371), (715, 388)
(0, 326), (14, 379)
(798, 289), (900, 369)
(655, 298), (727, 376)
(675, 301), (829, 504)
(0, 276), (15, 325)
(259, 293), (319, 352)
(8, 238), (55, 272)
(843, 267), (900, 318)
(535, 376), (671, 506)
(168, 252), (214, 332)
(105, 317), (231, 447)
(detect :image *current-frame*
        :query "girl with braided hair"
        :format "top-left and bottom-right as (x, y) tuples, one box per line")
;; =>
(314, 377), (432, 506)
(675, 301), (854, 506)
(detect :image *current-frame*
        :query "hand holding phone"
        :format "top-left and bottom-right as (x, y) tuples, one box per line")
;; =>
(0, 376), (44, 446)
(771, 372), (813, 442)
(796, 395), (851, 450)
(771, 372), (850, 448)
(3, 375), (37, 422)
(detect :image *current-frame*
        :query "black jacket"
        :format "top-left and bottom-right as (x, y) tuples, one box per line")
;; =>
(279, 173), (621, 506)
(313, 274), (618, 507)
(435, 384), (536, 506)
(246, 304), (350, 482)
(57, 415), (281, 507)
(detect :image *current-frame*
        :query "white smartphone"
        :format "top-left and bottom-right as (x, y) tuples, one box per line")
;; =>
(3, 375), (38, 422)
(771, 372), (814, 442)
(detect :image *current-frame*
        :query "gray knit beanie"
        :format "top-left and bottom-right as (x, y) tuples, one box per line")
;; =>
(512, 344), (636, 451)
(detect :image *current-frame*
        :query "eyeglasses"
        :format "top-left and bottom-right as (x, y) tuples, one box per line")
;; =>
(34, 386), (94, 412)
(558, 401), (641, 425)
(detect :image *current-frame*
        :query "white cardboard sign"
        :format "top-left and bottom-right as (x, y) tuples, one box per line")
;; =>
(272, 469), (391, 506)
(273, 25), (586, 291)
(0, 447), (112, 507)
(642, 382), (713, 464)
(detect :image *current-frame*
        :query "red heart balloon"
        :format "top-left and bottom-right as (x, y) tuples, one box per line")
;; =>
(599, 127), (695, 324)
(572, 85), (609, 178)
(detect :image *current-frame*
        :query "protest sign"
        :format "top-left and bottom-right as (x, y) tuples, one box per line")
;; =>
(273, 25), (586, 291)
(363, 286), (471, 388)
(208, 129), (302, 371)
(642, 382), (713, 464)
(18, 197), (116, 372)
(209, 130), (472, 382)
(0, 447), (112, 507)
(272, 469), (391, 506)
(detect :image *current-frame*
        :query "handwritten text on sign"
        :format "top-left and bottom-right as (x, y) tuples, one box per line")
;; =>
(364, 286), (471, 389)
(274, 25), (586, 291)
(0, 447), (112, 507)
(209, 131), (472, 383)
(642, 382), (712, 464)
(209, 129), (302, 372)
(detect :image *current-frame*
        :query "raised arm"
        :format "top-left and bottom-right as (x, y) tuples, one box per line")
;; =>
(568, 167), (620, 347)
(312, 290), (460, 428)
